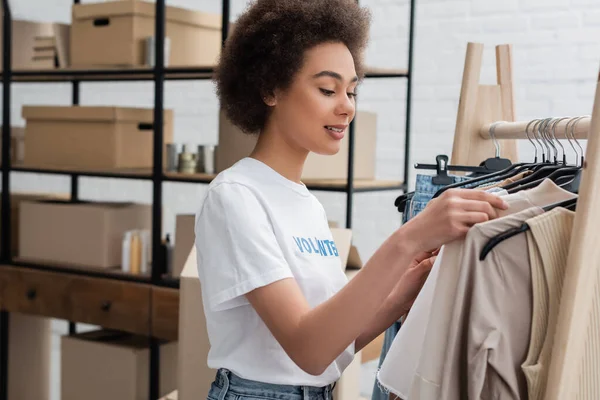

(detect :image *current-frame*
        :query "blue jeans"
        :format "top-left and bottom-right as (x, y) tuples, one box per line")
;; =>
(370, 173), (472, 400)
(208, 369), (336, 400)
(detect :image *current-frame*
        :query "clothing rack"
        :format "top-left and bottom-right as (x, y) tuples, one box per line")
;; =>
(450, 42), (600, 399)
(479, 117), (590, 140)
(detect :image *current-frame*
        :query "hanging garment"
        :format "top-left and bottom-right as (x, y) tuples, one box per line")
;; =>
(437, 207), (543, 400)
(377, 179), (578, 400)
(371, 173), (470, 400)
(521, 208), (575, 400)
(476, 170), (533, 190)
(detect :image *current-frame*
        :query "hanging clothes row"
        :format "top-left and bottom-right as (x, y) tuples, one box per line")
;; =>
(373, 41), (600, 400)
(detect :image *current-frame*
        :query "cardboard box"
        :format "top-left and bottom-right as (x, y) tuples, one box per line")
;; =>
(172, 214), (195, 278)
(0, 191), (69, 257)
(6, 313), (52, 400)
(0, 127), (25, 165)
(330, 227), (363, 271)
(216, 110), (378, 180)
(61, 330), (177, 400)
(22, 105), (174, 170)
(160, 391), (178, 400)
(177, 227), (363, 400)
(178, 247), (215, 400)
(71, 1), (221, 67)
(0, 19), (61, 70)
(19, 200), (151, 268)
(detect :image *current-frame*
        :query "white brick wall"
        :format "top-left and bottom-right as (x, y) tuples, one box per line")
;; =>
(4, 0), (600, 270)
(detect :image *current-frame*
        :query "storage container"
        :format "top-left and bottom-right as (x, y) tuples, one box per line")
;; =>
(62, 330), (177, 400)
(71, 1), (222, 67)
(19, 199), (151, 269)
(22, 105), (173, 170)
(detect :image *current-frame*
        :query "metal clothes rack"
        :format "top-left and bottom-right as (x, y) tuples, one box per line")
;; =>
(0, 0), (416, 398)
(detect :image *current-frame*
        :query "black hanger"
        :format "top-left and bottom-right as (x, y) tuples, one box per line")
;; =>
(480, 156), (512, 172)
(479, 197), (577, 261)
(431, 161), (520, 199)
(506, 166), (580, 194)
(394, 155), (490, 212)
(501, 163), (566, 191)
(559, 169), (582, 194)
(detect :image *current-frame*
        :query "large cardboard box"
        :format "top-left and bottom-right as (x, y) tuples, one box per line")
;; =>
(19, 200), (151, 268)
(5, 313), (52, 400)
(160, 391), (178, 400)
(22, 105), (173, 170)
(177, 227), (363, 400)
(61, 330), (177, 400)
(172, 214), (195, 278)
(71, 1), (221, 67)
(1, 192), (69, 257)
(216, 110), (378, 180)
(178, 247), (214, 400)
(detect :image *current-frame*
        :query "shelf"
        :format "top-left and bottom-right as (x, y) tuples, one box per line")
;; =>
(13, 166), (404, 192)
(12, 258), (153, 284)
(1, 66), (214, 82)
(1, 66), (407, 83)
(364, 67), (409, 78)
(163, 171), (215, 184)
(13, 164), (153, 180)
(165, 171), (404, 192)
(304, 179), (405, 192)
(0, 264), (178, 337)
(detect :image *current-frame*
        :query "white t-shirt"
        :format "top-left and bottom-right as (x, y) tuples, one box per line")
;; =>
(195, 157), (355, 386)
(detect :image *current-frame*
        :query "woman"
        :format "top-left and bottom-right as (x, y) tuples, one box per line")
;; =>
(195, 1), (508, 399)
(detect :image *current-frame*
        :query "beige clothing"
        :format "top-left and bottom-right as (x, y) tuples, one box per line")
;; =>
(521, 208), (575, 400)
(525, 207), (600, 399)
(440, 207), (543, 400)
(477, 170), (533, 190)
(378, 179), (578, 400)
(574, 262), (600, 399)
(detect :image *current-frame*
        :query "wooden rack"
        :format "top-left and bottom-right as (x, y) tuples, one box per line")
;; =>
(451, 42), (600, 399)
(450, 42), (518, 166)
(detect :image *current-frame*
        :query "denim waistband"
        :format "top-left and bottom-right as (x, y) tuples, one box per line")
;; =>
(213, 368), (336, 400)
(413, 174), (471, 200)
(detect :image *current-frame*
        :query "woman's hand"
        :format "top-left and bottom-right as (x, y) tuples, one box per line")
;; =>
(388, 250), (438, 315)
(403, 188), (508, 253)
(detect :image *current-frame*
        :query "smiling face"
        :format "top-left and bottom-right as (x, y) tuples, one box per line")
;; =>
(265, 41), (358, 156)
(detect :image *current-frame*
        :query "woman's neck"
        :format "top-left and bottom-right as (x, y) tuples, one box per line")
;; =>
(250, 123), (309, 184)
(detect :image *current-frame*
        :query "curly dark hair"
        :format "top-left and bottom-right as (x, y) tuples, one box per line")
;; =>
(214, 0), (371, 134)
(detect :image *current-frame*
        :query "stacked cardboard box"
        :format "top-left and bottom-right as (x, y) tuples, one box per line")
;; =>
(31, 36), (57, 69)
(0, 19), (69, 70)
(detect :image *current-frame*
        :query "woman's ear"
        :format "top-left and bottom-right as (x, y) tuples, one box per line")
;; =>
(262, 90), (277, 107)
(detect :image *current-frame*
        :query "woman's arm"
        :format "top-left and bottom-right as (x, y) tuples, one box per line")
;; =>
(354, 253), (436, 353)
(246, 189), (507, 375)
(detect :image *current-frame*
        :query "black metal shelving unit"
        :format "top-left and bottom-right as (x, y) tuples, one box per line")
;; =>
(0, 0), (416, 398)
